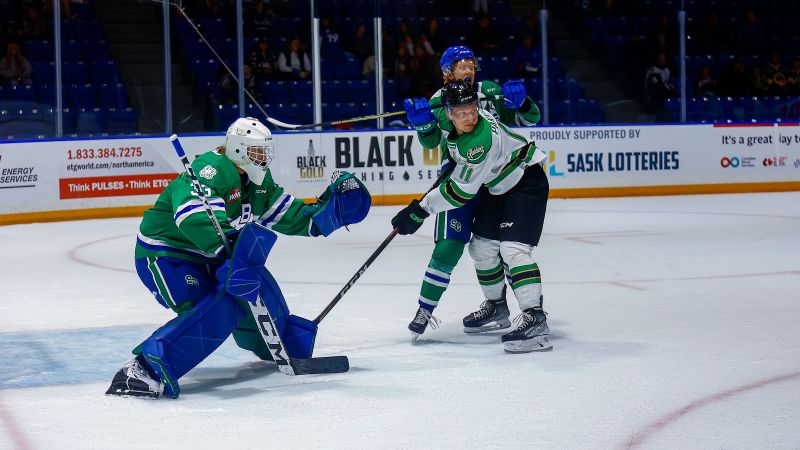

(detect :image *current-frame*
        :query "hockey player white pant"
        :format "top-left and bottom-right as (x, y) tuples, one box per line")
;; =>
(469, 236), (542, 310)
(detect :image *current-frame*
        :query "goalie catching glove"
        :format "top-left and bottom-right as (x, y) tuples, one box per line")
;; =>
(305, 171), (371, 237)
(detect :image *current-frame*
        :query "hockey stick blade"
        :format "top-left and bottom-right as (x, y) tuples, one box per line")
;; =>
(290, 356), (350, 375)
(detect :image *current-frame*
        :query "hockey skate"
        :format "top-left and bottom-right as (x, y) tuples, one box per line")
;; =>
(408, 306), (440, 343)
(462, 298), (511, 333)
(501, 308), (552, 353)
(105, 355), (164, 399)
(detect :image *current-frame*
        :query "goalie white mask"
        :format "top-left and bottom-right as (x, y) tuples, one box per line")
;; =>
(224, 117), (274, 185)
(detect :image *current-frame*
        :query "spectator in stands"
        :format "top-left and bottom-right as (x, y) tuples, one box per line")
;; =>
(468, 14), (498, 56)
(695, 66), (718, 97)
(319, 16), (344, 62)
(19, 6), (48, 40)
(248, 0), (275, 37)
(394, 44), (410, 79)
(718, 59), (751, 97)
(380, 30), (397, 77)
(653, 14), (677, 49)
(422, 18), (445, 55)
(278, 37), (311, 80)
(42, 0), (74, 20)
(250, 38), (277, 79)
(749, 66), (768, 96)
(348, 22), (373, 62)
(409, 42), (437, 98)
(214, 63), (259, 104)
(203, 0), (224, 17)
(786, 58), (800, 95)
(764, 52), (788, 96)
(520, 13), (541, 43)
(473, 0), (488, 14)
(215, 66), (236, 105)
(242, 63), (259, 100)
(0, 41), (33, 86)
(622, 33), (649, 99)
(644, 52), (677, 112)
(695, 12), (728, 54)
(735, 11), (766, 55)
(649, 32), (674, 63)
(512, 34), (541, 78)
(397, 19), (415, 56)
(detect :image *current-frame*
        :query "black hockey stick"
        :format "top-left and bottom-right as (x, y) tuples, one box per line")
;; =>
(287, 93), (502, 130)
(169, 135), (348, 375)
(313, 166), (454, 324)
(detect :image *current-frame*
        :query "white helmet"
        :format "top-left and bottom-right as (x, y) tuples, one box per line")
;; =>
(224, 117), (274, 185)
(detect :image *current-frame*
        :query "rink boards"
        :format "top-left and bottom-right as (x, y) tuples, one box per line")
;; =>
(1, 122), (799, 225)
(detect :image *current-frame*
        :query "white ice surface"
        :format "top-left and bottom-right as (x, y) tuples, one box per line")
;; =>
(1, 193), (800, 449)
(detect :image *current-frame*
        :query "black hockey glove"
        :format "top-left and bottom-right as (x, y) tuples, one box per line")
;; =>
(391, 199), (430, 235)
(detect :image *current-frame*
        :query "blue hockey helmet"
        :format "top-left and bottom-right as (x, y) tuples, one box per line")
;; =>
(440, 45), (479, 73)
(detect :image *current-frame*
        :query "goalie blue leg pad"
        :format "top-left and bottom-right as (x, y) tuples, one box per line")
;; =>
(225, 223), (318, 359)
(139, 280), (245, 398)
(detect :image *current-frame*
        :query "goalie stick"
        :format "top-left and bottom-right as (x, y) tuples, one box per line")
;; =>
(169, 134), (348, 375)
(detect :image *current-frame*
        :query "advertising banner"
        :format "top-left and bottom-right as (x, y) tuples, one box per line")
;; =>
(1, 123), (799, 223)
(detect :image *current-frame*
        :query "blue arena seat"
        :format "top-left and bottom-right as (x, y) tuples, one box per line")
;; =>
(67, 83), (96, 109)
(290, 80), (313, 103)
(83, 40), (111, 62)
(261, 80), (290, 103)
(63, 62), (88, 84)
(98, 83), (127, 108)
(25, 40), (52, 63)
(322, 80), (347, 102)
(106, 107), (137, 134)
(91, 61), (118, 84)
(7, 84), (36, 103)
(75, 107), (106, 134)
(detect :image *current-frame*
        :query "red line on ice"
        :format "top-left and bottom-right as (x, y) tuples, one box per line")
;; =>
(621, 370), (800, 449)
(67, 234), (132, 273)
(0, 392), (33, 450)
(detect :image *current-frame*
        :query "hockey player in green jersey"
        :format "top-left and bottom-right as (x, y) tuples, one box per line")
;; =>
(107, 117), (370, 398)
(402, 45), (540, 341)
(394, 80), (552, 353)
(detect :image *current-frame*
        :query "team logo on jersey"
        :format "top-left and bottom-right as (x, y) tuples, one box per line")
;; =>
(199, 165), (217, 180)
(466, 145), (485, 162)
(227, 188), (241, 203)
(500, 222), (514, 228)
(449, 218), (462, 232)
(185, 275), (199, 286)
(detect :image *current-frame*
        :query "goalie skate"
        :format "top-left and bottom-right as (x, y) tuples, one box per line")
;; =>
(462, 299), (511, 333)
(105, 355), (163, 399)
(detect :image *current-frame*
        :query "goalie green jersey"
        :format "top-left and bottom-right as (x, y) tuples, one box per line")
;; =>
(420, 80), (541, 150)
(135, 150), (313, 264)
(419, 109), (547, 215)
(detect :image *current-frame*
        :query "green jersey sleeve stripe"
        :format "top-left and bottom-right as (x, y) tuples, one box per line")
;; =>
(174, 197), (225, 227)
(498, 121), (529, 145)
(258, 193), (294, 227)
(439, 181), (467, 208)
